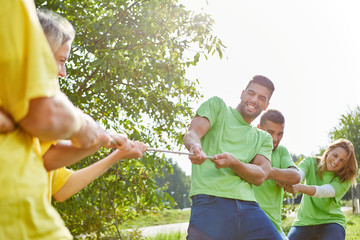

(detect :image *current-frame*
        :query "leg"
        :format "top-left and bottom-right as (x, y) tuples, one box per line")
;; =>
(186, 195), (238, 240)
(287, 225), (317, 240)
(237, 200), (282, 240)
(317, 223), (345, 240)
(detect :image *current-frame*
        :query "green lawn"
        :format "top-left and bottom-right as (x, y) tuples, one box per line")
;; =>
(122, 208), (360, 240)
(121, 209), (190, 230)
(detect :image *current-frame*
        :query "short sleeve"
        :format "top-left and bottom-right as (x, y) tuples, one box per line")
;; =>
(196, 96), (225, 127)
(51, 168), (74, 195)
(279, 146), (297, 169)
(0, 0), (59, 122)
(298, 157), (314, 176)
(40, 141), (57, 156)
(257, 133), (273, 162)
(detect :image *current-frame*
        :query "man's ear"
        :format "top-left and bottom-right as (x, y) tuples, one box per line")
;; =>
(257, 124), (261, 129)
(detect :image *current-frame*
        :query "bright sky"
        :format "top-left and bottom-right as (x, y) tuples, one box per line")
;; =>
(173, 0), (360, 175)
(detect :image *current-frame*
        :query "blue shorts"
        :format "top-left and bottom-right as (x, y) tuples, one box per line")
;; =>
(287, 223), (345, 240)
(187, 194), (282, 240)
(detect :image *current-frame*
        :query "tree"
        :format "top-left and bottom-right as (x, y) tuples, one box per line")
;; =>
(290, 153), (305, 164)
(35, 0), (224, 238)
(155, 158), (191, 209)
(329, 106), (360, 168)
(329, 106), (360, 214)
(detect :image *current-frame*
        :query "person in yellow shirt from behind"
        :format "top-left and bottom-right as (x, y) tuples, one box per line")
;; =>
(0, 1), (119, 239)
(0, 8), (148, 202)
(0, 3), (146, 239)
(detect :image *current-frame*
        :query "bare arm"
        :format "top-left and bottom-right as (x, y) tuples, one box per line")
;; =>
(53, 141), (148, 202)
(183, 116), (211, 165)
(43, 134), (131, 171)
(285, 183), (316, 196)
(0, 107), (15, 132)
(211, 153), (271, 186)
(19, 94), (82, 141)
(268, 167), (301, 185)
(18, 93), (111, 148)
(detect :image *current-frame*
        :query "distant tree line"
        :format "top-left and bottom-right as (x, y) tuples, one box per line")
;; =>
(156, 158), (191, 209)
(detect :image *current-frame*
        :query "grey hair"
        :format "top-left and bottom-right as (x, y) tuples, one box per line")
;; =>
(37, 9), (75, 52)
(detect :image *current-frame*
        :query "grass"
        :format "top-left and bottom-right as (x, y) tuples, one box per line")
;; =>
(121, 209), (190, 229)
(122, 206), (360, 240)
(146, 232), (186, 240)
(345, 214), (360, 240)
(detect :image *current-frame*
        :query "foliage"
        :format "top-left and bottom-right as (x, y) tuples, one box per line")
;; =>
(155, 158), (191, 209)
(119, 229), (146, 240)
(329, 106), (360, 168)
(290, 153), (305, 164)
(35, 0), (224, 238)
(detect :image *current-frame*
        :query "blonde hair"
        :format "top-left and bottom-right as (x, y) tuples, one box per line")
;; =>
(317, 139), (358, 184)
(37, 9), (75, 52)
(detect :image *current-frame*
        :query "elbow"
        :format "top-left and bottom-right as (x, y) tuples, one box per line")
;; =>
(52, 191), (71, 203)
(53, 195), (68, 203)
(294, 173), (301, 184)
(252, 175), (267, 186)
(54, 196), (65, 203)
(289, 171), (302, 185)
(43, 158), (56, 171)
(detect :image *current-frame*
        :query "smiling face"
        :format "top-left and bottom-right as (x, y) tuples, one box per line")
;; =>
(325, 146), (348, 172)
(238, 83), (271, 124)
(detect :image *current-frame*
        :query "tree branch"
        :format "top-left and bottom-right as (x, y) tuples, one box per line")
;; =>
(78, 64), (102, 92)
(94, 0), (148, 44)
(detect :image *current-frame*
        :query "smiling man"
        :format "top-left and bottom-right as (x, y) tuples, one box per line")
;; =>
(184, 75), (282, 239)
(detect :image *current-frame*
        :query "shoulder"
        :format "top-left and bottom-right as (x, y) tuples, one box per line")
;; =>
(198, 96), (228, 115)
(207, 96), (226, 106)
(299, 156), (317, 168)
(257, 127), (272, 140)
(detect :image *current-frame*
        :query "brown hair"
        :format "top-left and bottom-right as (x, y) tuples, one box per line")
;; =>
(260, 109), (284, 127)
(245, 75), (275, 98)
(316, 139), (358, 184)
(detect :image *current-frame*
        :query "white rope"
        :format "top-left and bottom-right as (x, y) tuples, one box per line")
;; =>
(147, 148), (214, 160)
(111, 139), (214, 159)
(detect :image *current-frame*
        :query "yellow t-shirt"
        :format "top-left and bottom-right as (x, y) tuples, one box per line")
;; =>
(48, 168), (74, 202)
(0, 0), (72, 239)
(41, 142), (74, 202)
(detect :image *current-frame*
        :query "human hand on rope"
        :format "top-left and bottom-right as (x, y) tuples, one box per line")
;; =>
(189, 143), (208, 165)
(108, 133), (132, 151)
(210, 152), (238, 169)
(112, 140), (148, 159)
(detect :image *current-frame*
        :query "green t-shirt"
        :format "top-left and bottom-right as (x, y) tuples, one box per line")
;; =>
(189, 96), (273, 201)
(253, 145), (296, 231)
(293, 157), (351, 229)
